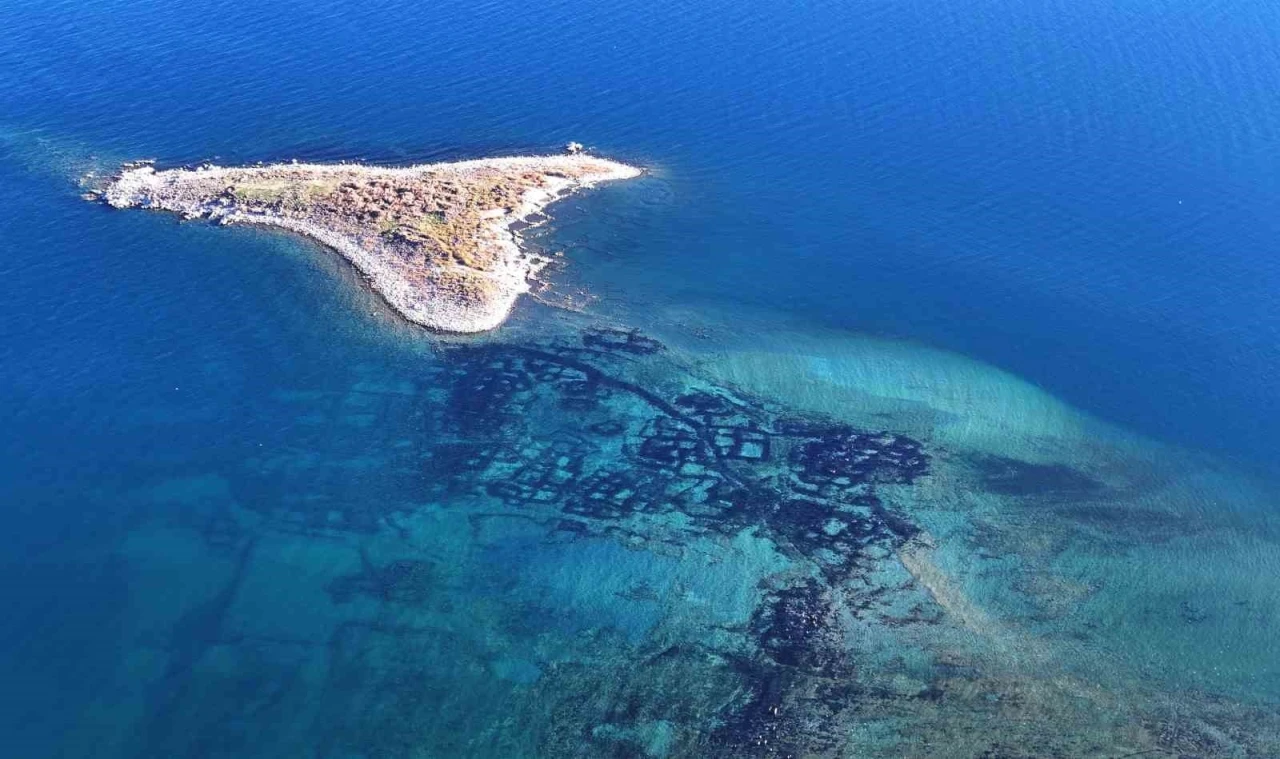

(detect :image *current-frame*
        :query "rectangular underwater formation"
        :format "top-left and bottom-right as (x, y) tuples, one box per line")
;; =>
(25, 293), (1279, 756)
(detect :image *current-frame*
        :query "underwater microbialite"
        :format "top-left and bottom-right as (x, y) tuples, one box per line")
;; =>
(115, 319), (1280, 759)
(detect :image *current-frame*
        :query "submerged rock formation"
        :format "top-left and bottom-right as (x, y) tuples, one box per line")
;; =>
(100, 155), (641, 332)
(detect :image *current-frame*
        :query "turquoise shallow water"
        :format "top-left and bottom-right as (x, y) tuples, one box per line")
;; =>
(4, 0), (1280, 756)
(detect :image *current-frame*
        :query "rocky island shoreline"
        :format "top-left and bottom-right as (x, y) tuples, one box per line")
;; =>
(97, 153), (642, 332)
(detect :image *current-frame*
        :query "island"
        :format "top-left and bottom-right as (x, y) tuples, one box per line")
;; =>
(98, 153), (642, 332)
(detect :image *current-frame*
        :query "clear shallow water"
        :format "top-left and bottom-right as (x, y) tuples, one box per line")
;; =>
(4, 0), (1280, 756)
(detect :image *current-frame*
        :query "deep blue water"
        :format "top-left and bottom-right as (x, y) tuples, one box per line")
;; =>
(4, 0), (1280, 756)
(6, 0), (1280, 469)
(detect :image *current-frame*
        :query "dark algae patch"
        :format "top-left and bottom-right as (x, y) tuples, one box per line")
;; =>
(971, 454), (1105, 497)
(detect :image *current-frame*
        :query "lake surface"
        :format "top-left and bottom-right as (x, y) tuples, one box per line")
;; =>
(3, 0), (1280, 756)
